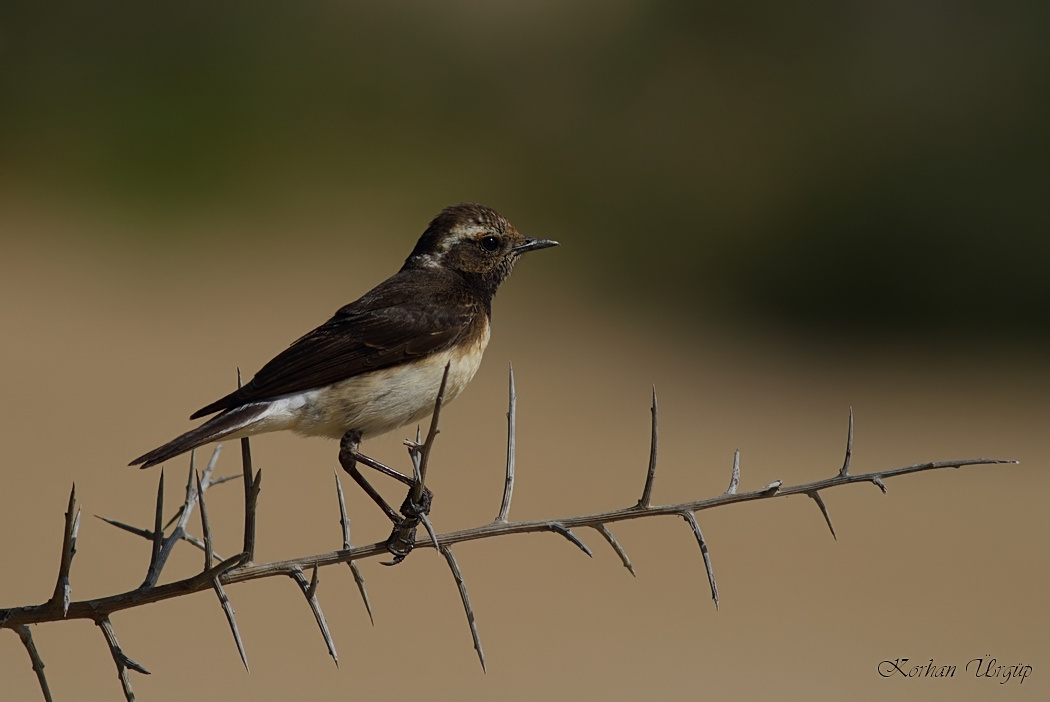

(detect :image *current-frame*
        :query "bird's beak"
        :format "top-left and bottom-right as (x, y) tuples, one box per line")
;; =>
(513, 238), (560, 254)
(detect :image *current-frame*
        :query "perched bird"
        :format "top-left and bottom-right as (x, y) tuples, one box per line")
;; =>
(130, 203), (557, 528)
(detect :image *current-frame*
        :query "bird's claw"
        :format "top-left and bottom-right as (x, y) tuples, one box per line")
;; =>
(382, 521), (418, 565)
(399, 485), (433, 520)
(381, 484), (434, 565)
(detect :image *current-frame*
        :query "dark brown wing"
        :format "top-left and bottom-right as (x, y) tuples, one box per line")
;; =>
(191, 269), (479, 418)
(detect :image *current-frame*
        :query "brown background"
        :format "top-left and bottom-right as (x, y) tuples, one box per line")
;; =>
(1, 205), (1046, 701)
(2, 2), (1049, 698)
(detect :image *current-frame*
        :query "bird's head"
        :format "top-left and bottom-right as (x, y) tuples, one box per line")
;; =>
(405, 203), (558, 295)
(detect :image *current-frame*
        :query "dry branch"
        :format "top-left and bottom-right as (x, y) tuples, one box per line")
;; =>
(212, 576), (248, 672)
(16, 624), (53, 702)
(592, 524), (635, 576)
(441, 545), (485, 672)
(290, 565), (338, 666)
(638, 387), (659, 508)
(47, 485), (80, 617)
(334, 473), (374, 624)
(680, 511), (718, 609)
(1, 368), (1018, 701)
(496, 363), (517, 522)
(97, 616), (149, 702)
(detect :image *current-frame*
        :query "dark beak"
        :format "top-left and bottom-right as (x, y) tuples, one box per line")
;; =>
(513, 238), (560, 254)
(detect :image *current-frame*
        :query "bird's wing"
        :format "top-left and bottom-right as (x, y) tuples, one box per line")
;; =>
(191, 284), (478, 418)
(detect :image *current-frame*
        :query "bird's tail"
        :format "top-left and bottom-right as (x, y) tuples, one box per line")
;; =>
(129, 404), (269, 469)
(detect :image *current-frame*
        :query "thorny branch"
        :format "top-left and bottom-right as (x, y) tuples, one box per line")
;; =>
(384, 364), (449, 563)
(47, 486), (80, 617)
(15, 625), (52, 702)
(495, 363), (516, 522)
(98, 616), (150, 701)
(1, 368), (1017, 701)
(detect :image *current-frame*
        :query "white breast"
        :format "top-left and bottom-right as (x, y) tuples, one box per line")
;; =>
(235, 323), (491, 442)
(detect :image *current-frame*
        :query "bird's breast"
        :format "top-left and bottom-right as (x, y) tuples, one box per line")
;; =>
(286, 319), (491, 440)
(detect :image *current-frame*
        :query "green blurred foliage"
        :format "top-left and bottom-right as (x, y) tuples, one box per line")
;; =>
(2, 0), (1048, 336)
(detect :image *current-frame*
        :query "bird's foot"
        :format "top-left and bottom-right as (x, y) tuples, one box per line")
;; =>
(399, 485), (433, 520)
(380, 485), (434, 565)
(382, 519), (419, 565)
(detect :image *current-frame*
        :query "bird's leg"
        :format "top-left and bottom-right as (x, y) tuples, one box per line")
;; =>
(338, 430), (435, 564)
(338, 430), (401, 524)
(381, 448), (437, 565)
(351, 452), (415, 487)
(339, 432), (433, 513)
(382, 491), (434, 565)
(375, 482), (436, 563)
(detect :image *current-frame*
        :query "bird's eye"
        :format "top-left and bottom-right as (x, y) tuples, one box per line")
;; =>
(479, 235), (500, 252)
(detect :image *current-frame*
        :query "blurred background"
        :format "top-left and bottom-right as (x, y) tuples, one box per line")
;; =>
(1, 1), (1047, 700)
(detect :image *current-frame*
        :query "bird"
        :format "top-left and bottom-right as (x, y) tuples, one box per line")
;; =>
(130, 202), (557, 536)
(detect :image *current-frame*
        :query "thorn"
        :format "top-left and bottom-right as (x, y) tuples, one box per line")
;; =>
(334, 472), (375, 624)
(419, 512), (441, 551)
(16, 624), (54, 702)
(50, 483), (79, 616)
(97, 515), (154, 539)
(415, 362), (451, 491)
(348, 560), (375, 626)
(202, 443), (223, 483)
(140, 469), (167, 589)
(593, 524), (635, 576)
(212, 578), (249, 672)
(807, 491), (837, 540)
(839, 407), (854, 477)
(240, 432), (259, 563)
(98, 616), (149, 702)
(441, 545), (486, 673)
(497, 363), (516, 522)
(638, 386), (659, 508)
(725, 449), (740, 495)
(334, 472), (352, 549)
(196, 470), (214, 570)
(548, 523), (593, 557)
(307, 563), (320, 600)
(291, 567), (338, 666)
(680, 512), (719, 610)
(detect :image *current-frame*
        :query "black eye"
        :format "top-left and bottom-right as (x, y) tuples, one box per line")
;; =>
(479, 235), (500, 252)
